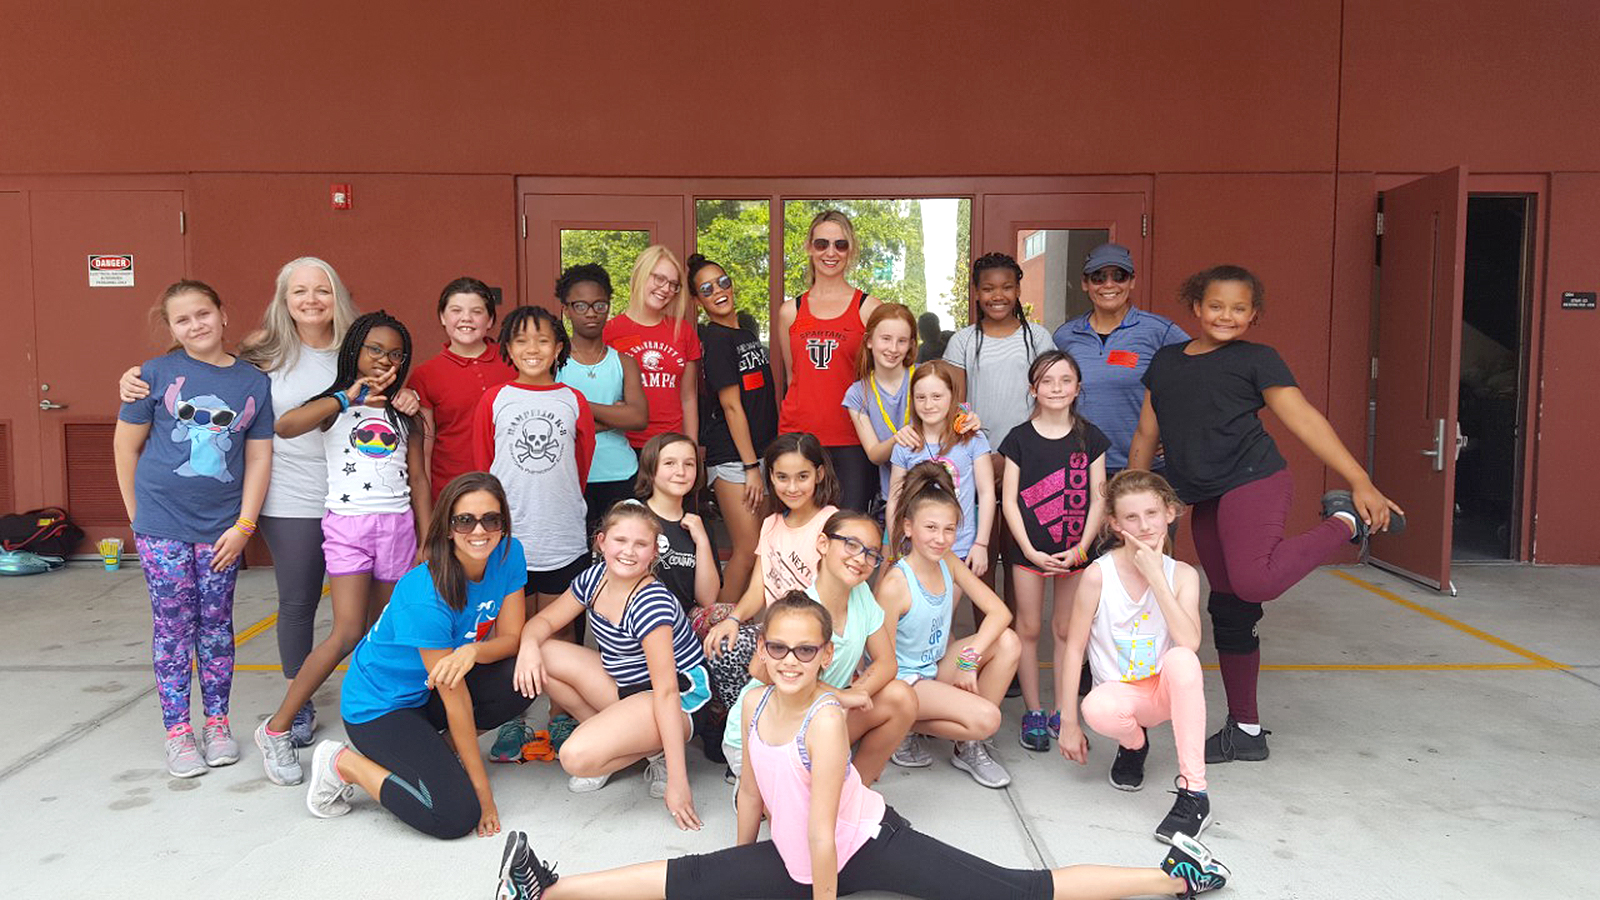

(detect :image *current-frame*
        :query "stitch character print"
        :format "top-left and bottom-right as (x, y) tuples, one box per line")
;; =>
(163, 375), (257, 482)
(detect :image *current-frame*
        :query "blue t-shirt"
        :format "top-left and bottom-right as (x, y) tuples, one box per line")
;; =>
(842, 374), (911, 501)
(570, 559), (707, 687)
(890, 431), (993, 559)
(1052, 308), (1188, 471)
(117, 350), (275, 544)
(340, 539), (526, 724)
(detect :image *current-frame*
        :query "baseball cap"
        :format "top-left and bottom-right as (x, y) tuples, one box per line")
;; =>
(1082, 243), (1135, 276)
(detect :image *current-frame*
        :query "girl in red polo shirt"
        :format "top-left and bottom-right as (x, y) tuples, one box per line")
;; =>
(411, 277), (516, 501)
(604, 246), (700, 449)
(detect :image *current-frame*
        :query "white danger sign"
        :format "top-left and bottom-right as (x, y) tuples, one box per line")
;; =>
(88, 254), (135, 287)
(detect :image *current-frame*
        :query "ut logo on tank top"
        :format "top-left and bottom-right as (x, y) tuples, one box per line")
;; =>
(806, 337), (839, 369)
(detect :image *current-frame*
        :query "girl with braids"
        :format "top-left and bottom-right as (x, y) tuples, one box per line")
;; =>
(412, 276), (516, 501)
(494, 593), (1231, 900)
(258, 310), (431, 786)
(879, 462), (1020, 788)
(776, 210), (884, 513)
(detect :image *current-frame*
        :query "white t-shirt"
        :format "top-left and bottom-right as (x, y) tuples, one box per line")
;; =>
(324, 405), (412, 515)
(942, 322), (1054, 448)
(261, 344), (339, 518)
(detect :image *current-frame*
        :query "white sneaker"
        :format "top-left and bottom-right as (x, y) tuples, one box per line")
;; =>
(305, 740), (355, 818)
(567, 772), (612, 793)
(200, 716), (240, 767)
(952, 739), (1012, 788)
(644, 753), (669, 799)
(254, 719), (304, 786)
(890, 733), (933, 768)
(165, 725), (207, 778)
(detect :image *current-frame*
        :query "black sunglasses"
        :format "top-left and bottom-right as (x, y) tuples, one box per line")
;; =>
(450, 512), (505, 534)
(811, 238), (850, 252)
(1087, 268), (1132, 285)
(696, 274), (733, 297)
(763, 640), (823, 662)
(176, 403), (235, 427)
(826, 532), (884, 567)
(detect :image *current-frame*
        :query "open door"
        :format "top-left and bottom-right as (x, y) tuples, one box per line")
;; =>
(1370, 167), (1467, 593)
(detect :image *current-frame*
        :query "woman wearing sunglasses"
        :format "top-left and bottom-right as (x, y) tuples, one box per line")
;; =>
(301, 472), (530, 839)
(776, 210), (884, 513)
(605, 245), (701, 450)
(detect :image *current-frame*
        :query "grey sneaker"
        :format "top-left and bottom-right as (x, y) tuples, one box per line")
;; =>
(165, 725), (207, 778)
(200, 715), (240, 767)
(567, 772), (612, 793)
(289, 701), (316, 748)
(644, 753), (669, 799)
(952, 739), (1012, 788)
(890, 733), (933, 768)
(305, 740), (354, 818)
(255, 719), (304, 785)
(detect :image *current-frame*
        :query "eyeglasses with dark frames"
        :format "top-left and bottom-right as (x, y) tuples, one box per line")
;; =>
(563, 299), (610, 315)
(826, 532), (884, 567)
(362, 342), (406, 364)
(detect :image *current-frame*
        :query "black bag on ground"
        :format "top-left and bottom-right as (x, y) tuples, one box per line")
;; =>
(0, 507), (86, 557)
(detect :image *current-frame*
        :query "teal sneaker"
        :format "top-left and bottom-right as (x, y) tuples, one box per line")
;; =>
(1019, 709), (1051, 752)
(548, 714), (578, 752)
(490, 719), (533, 764)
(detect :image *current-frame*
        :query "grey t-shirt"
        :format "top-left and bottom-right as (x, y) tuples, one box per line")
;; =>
(943, 321), (1054, 446)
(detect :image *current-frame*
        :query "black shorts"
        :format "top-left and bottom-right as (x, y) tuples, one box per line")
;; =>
(525, 554), (589, 597)
(584, 478), (638, 541)
(616, 666), (713, 739)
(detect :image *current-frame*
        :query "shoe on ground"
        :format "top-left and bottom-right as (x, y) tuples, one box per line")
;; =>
(723, 765), (737, 786)
(1156, 777), (1213, 844)
(165, 724), (208, 778)
(1161, 831), (1230, 897)
(644, 753), (669, 799)
(289, 700), (316, 748)
(567, 771), (612, 793)
(1005, 676), (1022, 699)
(1204, 716), (1271, 763)
(1110, 728), (1149, 791)
(200, 715), (240, 767)
(254, 719), (304, 785)
(497, 830), (561, 900)
(548, 714), (578, 752)
(1046, 710), (1061, 741)
(490, 718), (534, 763)
(891, 733), (933, 768)
(952, 740), (1012, 788)
(305, 740), (354, 818)
(1019, 709), (1052, 752)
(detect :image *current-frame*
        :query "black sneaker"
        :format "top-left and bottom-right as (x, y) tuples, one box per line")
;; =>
(1321, 489), (1407, 546)
(1161, 832), (1230, 897)
(1109, 728), (1149, 791)
(1077, 660), (1093, 697)
(1204, 716), (1270, 763)
(497, 831), (559, 900)
(1155, 777), (1212, 843)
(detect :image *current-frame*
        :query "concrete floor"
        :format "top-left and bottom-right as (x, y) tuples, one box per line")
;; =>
(2, 560), (1596, 899)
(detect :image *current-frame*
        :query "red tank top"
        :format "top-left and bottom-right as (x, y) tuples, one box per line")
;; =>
(779, 289), (867, 446)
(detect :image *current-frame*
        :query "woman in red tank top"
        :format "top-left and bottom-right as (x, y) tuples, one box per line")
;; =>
(777, 210), (883, 513)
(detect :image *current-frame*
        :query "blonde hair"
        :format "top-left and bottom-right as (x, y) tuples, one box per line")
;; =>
(856, 302), (919, 381)
(595, 499), (664, 566)
(626, 245), (691, 332)
(240, 256), (357, 372)
(1104, 469), (1183, 554)
(805, 209), (859, 288)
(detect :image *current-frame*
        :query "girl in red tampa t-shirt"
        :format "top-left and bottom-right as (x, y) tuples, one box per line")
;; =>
(604, 245), (701, 449)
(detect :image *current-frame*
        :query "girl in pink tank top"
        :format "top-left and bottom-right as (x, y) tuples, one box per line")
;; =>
(499, 593), (1233, 900)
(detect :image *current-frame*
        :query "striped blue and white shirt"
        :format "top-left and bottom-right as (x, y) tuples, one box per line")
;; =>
(570, 560), (707, 687)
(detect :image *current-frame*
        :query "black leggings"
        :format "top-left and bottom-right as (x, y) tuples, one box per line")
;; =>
(826, 443), (878, 515)
(665, 807), (1052, 900)
(342, 657), (531, 839)
(258, 516), (326, 679)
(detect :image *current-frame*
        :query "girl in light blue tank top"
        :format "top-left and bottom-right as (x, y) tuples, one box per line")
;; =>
(557, 346), (636, 483)
(892, 556), (952, 680)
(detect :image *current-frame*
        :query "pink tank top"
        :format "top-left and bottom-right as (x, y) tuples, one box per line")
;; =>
(747, 687), (886, 884)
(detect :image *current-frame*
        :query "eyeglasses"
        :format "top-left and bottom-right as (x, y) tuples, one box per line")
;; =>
(1087, 268), (1132, 285)
(811, 238), (850, 253)
(648, 272), (681, 293)
(696, 274), (733, 297)
(176, 403), (235, 427)
(826, 533), (884, 567)
(450, 511), (505, 534)
(763, 640), (823, 662)
(564, 299), (610, 315)
(362, 342), (406, 364)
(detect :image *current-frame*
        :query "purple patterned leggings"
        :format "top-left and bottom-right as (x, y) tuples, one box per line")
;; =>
(136, 536), (239, 729)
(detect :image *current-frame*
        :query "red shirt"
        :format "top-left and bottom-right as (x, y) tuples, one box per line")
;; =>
(603, 314), (702, 448)
(778, 289), (867, 446)
(410, 341), (516, 500)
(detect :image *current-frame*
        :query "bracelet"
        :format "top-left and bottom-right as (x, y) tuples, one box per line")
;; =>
(235, 517), (258, 537)
(742, 461), (760, 471)
(956, 647), (980, 671)
(334, 391), (350, 412)
(727, 613), (743, 625)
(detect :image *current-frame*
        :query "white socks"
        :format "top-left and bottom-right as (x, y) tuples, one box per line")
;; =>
(1237, 722), (1262, 736)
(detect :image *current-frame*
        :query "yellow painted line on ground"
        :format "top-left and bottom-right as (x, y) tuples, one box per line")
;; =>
(234, 663), (347, 672)
(1330, 569), (1567, 669)
(234, 612), (277, 647)
(1036, 660), (1554, 672)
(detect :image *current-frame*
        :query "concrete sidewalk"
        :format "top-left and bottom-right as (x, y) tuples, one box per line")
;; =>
(3, 562), (1595, 898)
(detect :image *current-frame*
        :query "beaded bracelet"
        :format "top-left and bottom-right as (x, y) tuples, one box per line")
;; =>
(956, 646), (980, 671)
(235, 518), (258, 537)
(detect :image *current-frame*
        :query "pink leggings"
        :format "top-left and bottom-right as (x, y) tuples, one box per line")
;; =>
(1080, 646), (1207, 790)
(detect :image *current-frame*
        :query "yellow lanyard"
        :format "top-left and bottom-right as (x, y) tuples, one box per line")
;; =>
(869, 365), (913, 433)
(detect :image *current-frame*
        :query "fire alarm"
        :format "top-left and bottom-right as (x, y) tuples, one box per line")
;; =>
(331, 183), (352, 210)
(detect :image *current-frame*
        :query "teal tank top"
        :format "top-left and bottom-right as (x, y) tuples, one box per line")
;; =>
(893, 557), (953, 680)
(557, 346), (638, 483)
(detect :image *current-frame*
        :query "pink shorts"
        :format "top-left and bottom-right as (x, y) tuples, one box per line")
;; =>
(321, 510), (416, 582)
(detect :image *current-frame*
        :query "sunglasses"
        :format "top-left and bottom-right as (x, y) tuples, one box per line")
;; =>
(826, 533), (884, 568)
(176, 403), (235, 427)
(564, 299), (610, 315)
(450, 511), (505, 534)
(763, 640), (823, 662)
(354, 428), (399, 447)
(811, 238), (850, 253)
(1087, 268), (1132, 285)
(362, 342), (406, 364)
(696, 274), (733, 297)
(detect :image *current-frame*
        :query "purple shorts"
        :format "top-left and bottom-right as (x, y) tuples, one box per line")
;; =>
(321, 510), (416, 582)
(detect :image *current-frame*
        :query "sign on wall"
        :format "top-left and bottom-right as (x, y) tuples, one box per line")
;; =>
(88, 254), (135, 287)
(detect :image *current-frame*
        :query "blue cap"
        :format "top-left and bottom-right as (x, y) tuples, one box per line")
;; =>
(1082, 243), (1135, 276)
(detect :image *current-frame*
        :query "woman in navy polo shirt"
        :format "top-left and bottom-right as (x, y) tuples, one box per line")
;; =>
(300, 472), (531, 839)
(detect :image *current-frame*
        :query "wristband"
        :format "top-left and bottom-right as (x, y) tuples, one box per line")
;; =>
(727, 614), (744, 626)
(742, 461), (760, 471)
(956, 646), (980, 671)
(235, 517), (258, 537)
(334, 391), (350, 412)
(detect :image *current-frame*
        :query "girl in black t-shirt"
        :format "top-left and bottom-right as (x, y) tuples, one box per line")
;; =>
(1129, 265), (1404, 765)
(636, 432), (720, 620)
(999, 350), (1109, 754)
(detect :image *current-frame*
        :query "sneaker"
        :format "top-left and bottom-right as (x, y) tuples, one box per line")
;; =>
(1110, 728), (1149, 791)
(1161, 831), (1230, 897)
(548, 714), (578, 752)
(952, 740), (1012, 788)
(496, 830), (560, 900)
(1322, 490), (1407, 545)
(254, 719), (304, 785)
(1019, 709), (1051, 752)
(1078, 660), (1094, 697)
(200, 715), (239, 767)
(1005, 675), (1022, 699)
(567, 771), (612, 793)
(490, 718), (534, 763)
(1204, 716), (1271, 763)
(305, 740), (354, 818)
(891, 733), (933, 768)
(1046, 710), (1061, 741)
(644, 753), (669, 799)
(1156, 778), (1213, 844)
(289, 701), (316, 748)
(165, 724), (207, 778)
(723, 765), (737, 786)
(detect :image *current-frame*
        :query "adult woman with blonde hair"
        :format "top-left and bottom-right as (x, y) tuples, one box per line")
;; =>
(777, 210), (883, 512)
(604, 245), (701, 449)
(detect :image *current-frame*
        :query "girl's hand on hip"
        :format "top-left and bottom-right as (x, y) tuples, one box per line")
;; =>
(210, 527), (249, 572)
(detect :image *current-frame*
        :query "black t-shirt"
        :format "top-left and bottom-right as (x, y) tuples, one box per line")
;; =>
(1141, 340), (1296, 505)
(698, 322), (777, 467)
(650, 510), (702, 616)
(998, 419), (1111, 555)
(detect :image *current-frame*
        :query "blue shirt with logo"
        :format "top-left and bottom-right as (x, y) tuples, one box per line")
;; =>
(1052, 308), (1188, 471)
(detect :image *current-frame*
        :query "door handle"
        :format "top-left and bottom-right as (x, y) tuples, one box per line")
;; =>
(39, 399), (67, 411)
(1419, 418), (1445, 472)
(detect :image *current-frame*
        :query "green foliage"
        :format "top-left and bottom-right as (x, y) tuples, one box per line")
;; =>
(558, 229), (650, 311)
(694, 201), (772, 330)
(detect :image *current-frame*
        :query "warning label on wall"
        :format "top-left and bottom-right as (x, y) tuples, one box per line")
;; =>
(88, 254), (135, 287)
